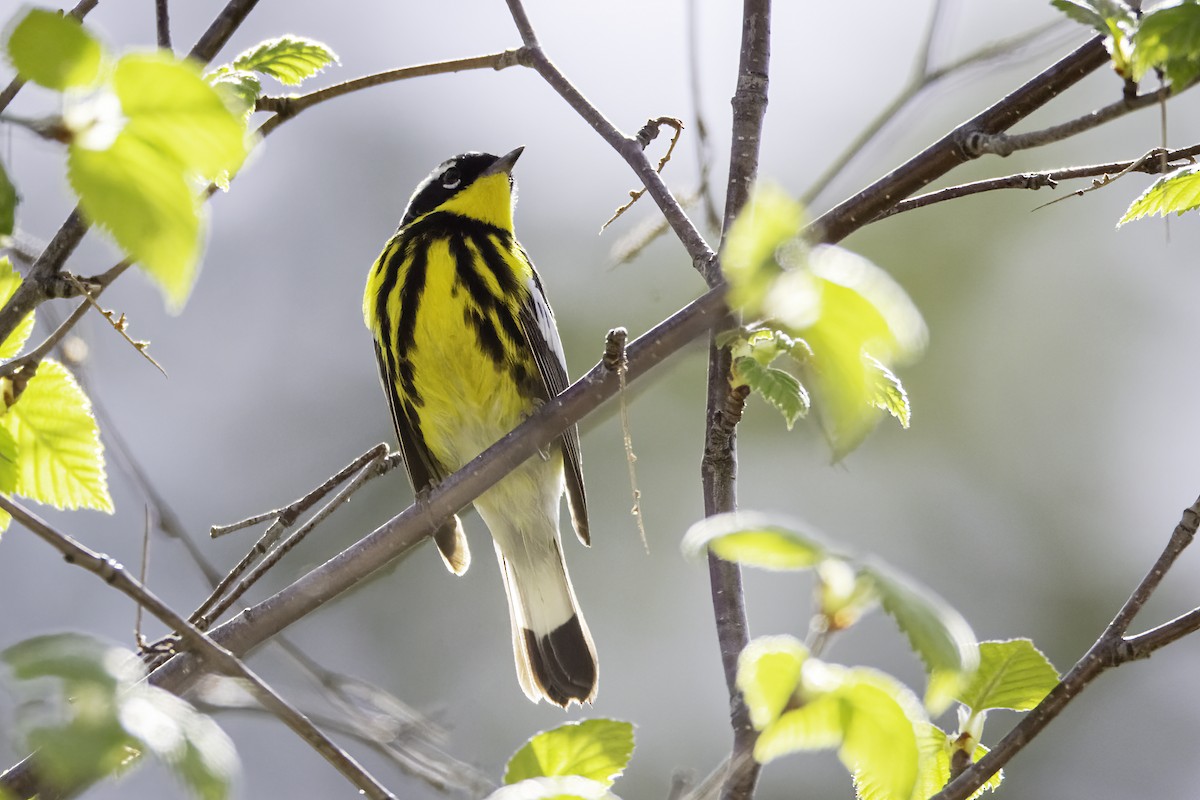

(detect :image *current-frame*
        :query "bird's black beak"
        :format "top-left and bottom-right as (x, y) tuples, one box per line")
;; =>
(483, 146), (524, 177)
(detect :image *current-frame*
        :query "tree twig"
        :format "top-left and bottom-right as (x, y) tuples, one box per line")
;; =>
(874, 143), (1200, 219)
(155, 0), (172, 50)
(705, 1), (771, 798)
(0, 496), (397, 800)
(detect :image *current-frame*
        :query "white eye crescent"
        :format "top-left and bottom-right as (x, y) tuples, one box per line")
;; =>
(442, 168), (461, 189)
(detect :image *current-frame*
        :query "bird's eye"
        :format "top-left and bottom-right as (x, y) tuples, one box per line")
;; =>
(441, 168), (461, 190)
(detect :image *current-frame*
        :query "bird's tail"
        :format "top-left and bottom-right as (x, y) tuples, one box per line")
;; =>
(494, 533), (597, 707)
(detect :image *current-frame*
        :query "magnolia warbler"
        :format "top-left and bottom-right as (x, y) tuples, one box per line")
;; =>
(363, 148), (598, 707)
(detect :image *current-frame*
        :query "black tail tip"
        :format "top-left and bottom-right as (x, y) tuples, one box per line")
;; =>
(522, 616), (597, 707)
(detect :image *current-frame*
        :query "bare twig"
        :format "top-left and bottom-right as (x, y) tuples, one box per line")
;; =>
(874, 143), (1200, 219)
(155, 0), (172, 50)
(600, 117), (684, 232)
(0, 496), (397, 800)
(963, 84), (1186, 157)
(930, 495), (1200, 800)
(604, 327), (648, 552)
(254, 50), (526, 138)
(686, 0), (721, 234)
(192, 444), (396, 630)
(64, 274), (166, 375)
(1027, 147), (1167, 211)
(703, 1), (771, 798)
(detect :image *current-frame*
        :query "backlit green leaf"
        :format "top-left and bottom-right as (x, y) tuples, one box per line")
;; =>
(231, 35), (339, 85)
(68, 132), (203, 311)
(1049, 0), (1105, 30)
(841, 669), (926, 800)
(1119, 165), (1200, 225)
(861, 562), (979, 715)
(736, 636), (809, 730)
(206, 68), (262, 118)
(957, 639), (1059, 713)
(754, 663), (927, 800)
(4, 7), (104, 90)
(504, 719), (634, 788)
(2, 359), (112, 512)
(754, 692), (844, 763)
(0, 257), (35, 360)
(1132, 3), (1200, 86)
(787, 245), (927, 459)
(114, 52), (249, 182)
(722, 185), (806, 315)
(734, 356), (809, 428)
(681, 511), (828, 569)
(911, 725), (1003, 800)
(869, 356), (911, 428)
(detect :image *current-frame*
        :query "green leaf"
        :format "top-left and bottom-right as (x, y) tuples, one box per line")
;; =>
(487, 776), (621, 800)
(206, 68), (263, 118)
(0, 256), (35, 360)
(2, 359), (112, 512)
(504, 719), (634, 788)
(860, 562), (979, 715)
(4, 8), (104, 90)
(754, 692), (845, 763)
(957, 639), (1059, 713)
(3, 634), (237, 799)
(0, 159), (16, 239)
(114, 52), (249, 182)
(2, 633), (138, 687)
(911, 725), (1003, 800)
(736, 635), (809, 730)
(681, 511), (828, 569)
(1119, 165), (1200, 224)
(841, 670), (926, 800)
(783, 245), (927, 459)
(1049, 0), (1106, 30)
(68, 132), (203, 311)
(721, 185), (807, 315)
(1133, 3), (1200, 86)
(118, 687), (238, 800)
(869, 356), (911, 428)
(231, 35), (339, 85)
(734, 356), (809, 428)
(816, 558), (879, 632)
(755, 663), (927, 800)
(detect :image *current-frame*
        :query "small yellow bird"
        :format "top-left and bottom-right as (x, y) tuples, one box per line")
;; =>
(363, 148), (598, 706)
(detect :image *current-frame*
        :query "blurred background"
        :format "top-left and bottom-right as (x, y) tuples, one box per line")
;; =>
(4, 1), (1200, 797)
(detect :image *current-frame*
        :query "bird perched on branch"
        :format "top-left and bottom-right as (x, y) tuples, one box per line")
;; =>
(363, 147), (598, 707)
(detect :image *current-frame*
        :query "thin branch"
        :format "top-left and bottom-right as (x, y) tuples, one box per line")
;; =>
(0, 296), (89, 381)
(876, 143), (1200, 219)
(600, 116), (684, 232)
(705, 1), (770, 798)
(0, 496), (397, 800)
(254, 50), (526, 138)
(155, 0), (172, 50)
(963, 84), (1185, 157)
(930, 494), (1200, 800)
(503, 0), (716, 278)
(686, 0), (721, 234)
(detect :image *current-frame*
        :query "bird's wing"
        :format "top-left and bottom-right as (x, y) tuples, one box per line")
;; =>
(516, 256), (590, 546)
(373, 340), (470, 575)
